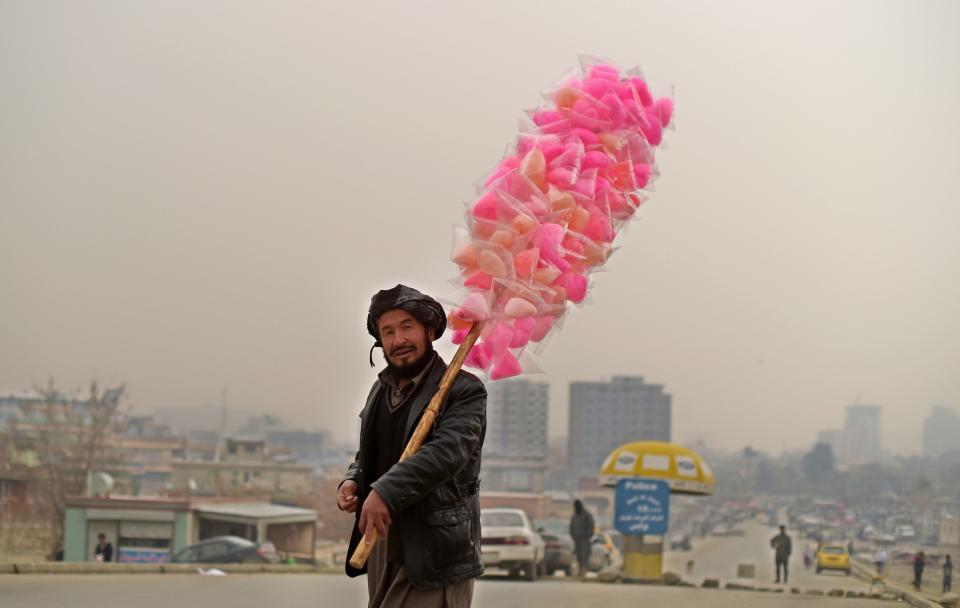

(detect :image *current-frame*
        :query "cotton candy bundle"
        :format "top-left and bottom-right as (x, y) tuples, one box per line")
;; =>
(448, 56), (673, 380)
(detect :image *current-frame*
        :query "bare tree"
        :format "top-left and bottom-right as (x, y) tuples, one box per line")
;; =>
(9, 378), (127, 556)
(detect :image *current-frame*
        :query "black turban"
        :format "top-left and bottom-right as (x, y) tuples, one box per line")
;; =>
(366, 284), (446, 365)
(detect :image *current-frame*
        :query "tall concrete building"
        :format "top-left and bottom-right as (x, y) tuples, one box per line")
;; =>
(843, 404), (882, 465)
(481, 379), (549, 492)
(923, 406), (960, 460)
(568, 376), (671, 478)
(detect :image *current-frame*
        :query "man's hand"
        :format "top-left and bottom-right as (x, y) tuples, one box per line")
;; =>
(358, 489), (391, 544)
(337, 480), (359, 513)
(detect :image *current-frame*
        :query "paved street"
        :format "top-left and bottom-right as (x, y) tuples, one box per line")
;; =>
(0, 573), (893, 608)
(665, 520), (870, 594)
(0, 520), (897, 607)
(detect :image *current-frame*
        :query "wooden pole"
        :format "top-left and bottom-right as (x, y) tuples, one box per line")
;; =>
(348, 321), (484, 569)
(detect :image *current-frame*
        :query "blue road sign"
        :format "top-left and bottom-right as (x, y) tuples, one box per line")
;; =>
(614, 478), (670, 536)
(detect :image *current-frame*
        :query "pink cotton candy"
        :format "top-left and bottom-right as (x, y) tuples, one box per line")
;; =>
(584, 213), (614, 243)
(583, 78), (614, 99)
(486, 323), (514, 359)
(559, 272), (588, 303)
(505, 297), (537, 319)
(570, 128), (599, 146)
(472, 193), (499, 220)
(513, 248), (539, 279)
(642, 106), (663, 145)
(478, 250), (508, 278)
(629, 77), (654, 106)
(457, 292), (490, 321)
(464, 270), (493, 290)
(656, 97), (673, 128)
(581, 150), (612, 170)
(633, 164), (652, 189)
(450, 59), (672, 381)
(530, 315), (554, 342)
(510, 317), (536, 349)
(547, 168), (574, 186)
(491, 351), (522, 381)
(533, 265), (562, 286)
(465, 342), (492, 370)
(533, 110), (564, 126)
(589, 65), (620, 82)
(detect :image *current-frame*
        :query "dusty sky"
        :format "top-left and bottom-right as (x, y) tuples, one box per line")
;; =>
(2, 1), (958, 456)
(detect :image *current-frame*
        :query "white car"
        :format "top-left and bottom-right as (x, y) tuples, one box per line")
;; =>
(480, 508), (546, 581)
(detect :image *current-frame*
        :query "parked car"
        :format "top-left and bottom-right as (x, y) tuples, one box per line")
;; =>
(170, 536), (279, 564)
(587, 531), (622, 572)
(669, 533), (692, 551)
(480, 509), (546, 581)
(533, 518), (575, 576)
(816, 543), (851, 575)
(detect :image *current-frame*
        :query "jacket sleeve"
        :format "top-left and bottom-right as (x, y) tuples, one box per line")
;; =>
(340, 451), (360, 488)
(370, 375), (486, 514)
(340, 382), (379, 492)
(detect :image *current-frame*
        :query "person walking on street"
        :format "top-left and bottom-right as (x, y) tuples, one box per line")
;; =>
(770, 525), (792, 584)
(337, 285), (487, 608)
(944, 554), (953, 594)
(569, 499), (595, 580)
(94, 533), (113, 563)
(873, 547), (888, 576)
(803, 544), (815, 571)
(913, 550), (926, 591)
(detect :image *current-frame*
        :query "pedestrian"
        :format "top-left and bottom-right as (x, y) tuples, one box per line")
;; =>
(873, 546), (887, 576)
(944, 554), (953, 594)
(569, 499), (595, 580)
(770, 525), (792, 584)
(847, 538), (854, 556)
(94, 533), (113, 563)
(337, 285), (487, 608)
(913, 550), (926, 591)
(803, 544), (815, 571)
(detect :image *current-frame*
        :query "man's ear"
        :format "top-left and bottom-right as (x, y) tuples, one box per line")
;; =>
(427, 326), (436, 341)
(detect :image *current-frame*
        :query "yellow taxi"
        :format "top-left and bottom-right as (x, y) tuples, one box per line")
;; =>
(816, 543), (851, 575)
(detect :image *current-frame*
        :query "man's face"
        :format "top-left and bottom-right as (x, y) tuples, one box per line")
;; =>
(377, 309), (433, 371)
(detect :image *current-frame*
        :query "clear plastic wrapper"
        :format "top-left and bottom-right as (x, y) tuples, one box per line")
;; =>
(448, 56), (673, 380)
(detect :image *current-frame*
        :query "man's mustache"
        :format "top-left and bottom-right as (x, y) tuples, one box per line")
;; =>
(391, 346), (415, 356)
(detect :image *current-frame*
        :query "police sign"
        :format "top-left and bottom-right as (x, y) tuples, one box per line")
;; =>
(614, 478), (670, 536)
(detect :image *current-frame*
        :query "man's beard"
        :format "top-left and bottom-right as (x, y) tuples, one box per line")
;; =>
(384, 341), (435, 379)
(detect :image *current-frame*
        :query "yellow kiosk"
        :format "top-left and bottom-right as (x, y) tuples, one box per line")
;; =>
(598, 441), (715, 582)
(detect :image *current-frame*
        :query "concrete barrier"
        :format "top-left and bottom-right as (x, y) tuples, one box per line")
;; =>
(0, 563), (17, 574)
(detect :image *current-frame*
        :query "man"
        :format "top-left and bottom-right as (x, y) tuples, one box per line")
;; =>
(770, 525), (792, 584)
(943, 554), (953, 593)
(913, 550), (926, 591)
(94, 533), (113, 563)
(569, 499), (594, 579)
(874, 546), (888, 576)
(337, 285), (487, 607)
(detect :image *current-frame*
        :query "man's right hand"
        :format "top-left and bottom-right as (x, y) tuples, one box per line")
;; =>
(337, 480), (359, 513)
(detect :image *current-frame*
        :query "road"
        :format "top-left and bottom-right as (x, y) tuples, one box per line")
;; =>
(0, 520), (895, 607)
(664, 520), (871, 594)
(0, 572), (894, 608)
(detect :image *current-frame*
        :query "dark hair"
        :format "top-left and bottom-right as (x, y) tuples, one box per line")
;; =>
(97, 533), (106, 539)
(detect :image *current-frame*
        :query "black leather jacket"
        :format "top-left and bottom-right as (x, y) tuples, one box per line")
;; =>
(341, 357), (487, 588)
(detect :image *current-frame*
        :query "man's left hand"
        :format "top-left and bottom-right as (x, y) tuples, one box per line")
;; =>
(359, 489), (392, 544)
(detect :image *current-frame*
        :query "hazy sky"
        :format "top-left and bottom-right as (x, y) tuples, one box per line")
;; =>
(2, 1), (958, 456)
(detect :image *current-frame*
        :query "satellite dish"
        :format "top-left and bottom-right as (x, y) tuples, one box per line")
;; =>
(91, 472), (114, 497)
